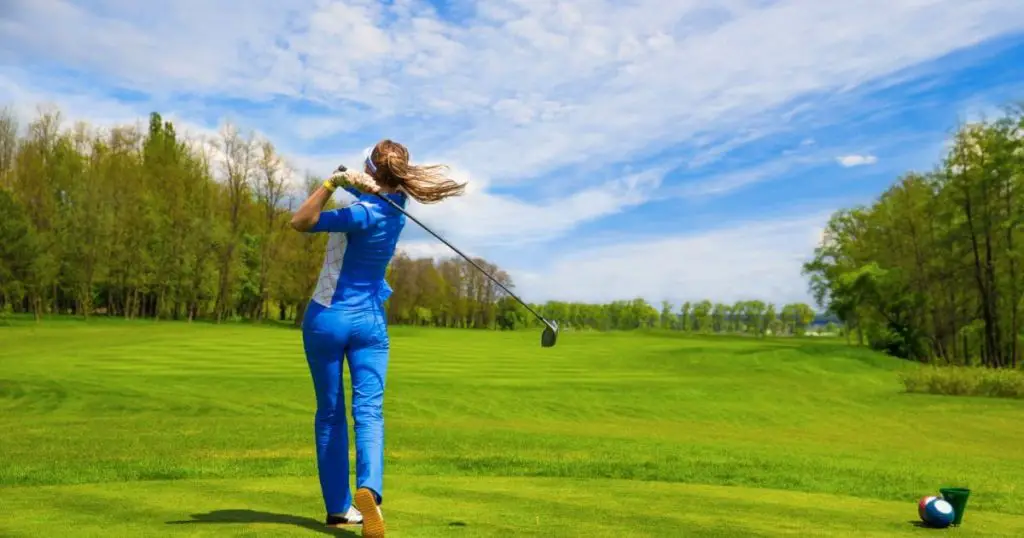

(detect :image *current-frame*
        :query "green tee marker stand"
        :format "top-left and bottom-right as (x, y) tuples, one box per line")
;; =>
(940, 487), (971, 526)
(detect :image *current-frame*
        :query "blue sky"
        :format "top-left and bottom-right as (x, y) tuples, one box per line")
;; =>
(2, 0), (1023, 307)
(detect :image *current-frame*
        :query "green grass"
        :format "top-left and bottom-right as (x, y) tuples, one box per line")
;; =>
(2, 318), (1024, 536)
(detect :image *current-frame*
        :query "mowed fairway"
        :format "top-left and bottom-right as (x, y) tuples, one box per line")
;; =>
(2, 319), (1024, 537)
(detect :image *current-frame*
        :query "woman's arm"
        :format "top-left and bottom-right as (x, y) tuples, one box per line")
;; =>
(290, 169), (386, 233)
(289, 183), (335, 232)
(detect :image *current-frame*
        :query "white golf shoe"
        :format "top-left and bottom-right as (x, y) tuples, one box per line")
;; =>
(326, 505), (362, 527)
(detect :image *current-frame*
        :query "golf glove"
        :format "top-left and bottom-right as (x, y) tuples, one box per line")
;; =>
(324, 166), (380, 194)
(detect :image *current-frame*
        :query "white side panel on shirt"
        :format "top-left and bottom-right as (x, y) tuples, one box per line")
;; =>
(311, 232), (348, 307)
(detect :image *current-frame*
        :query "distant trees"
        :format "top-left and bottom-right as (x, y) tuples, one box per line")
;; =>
(0, 106), (325, 323)
(803, 103), (1024, 368)
(0, 104), (819, 334)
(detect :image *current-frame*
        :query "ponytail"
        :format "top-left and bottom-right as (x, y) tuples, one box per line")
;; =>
(368, 140), (466, 204)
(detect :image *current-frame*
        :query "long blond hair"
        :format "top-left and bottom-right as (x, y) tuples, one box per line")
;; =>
(367, 139), (466, 204)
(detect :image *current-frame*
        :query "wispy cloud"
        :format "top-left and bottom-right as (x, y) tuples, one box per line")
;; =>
(836, 154), (879, 167)
(4, 0), (1023, 184)
(512, 212), (834, 306)
(399, 166), (665, 247)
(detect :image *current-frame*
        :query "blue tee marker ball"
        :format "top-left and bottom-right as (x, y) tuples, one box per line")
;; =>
(922, 498), (955, 528)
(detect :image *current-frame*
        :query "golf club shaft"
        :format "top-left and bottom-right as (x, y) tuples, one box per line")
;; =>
(375, 193), (551, 327)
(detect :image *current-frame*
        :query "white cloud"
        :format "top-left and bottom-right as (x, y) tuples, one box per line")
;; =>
(3, 0), (1023, 185)
(395, 240), (463, 261)
(836, 154), (879, 167)
(512, 213), (832, 306)
(396, 165), (665, 247)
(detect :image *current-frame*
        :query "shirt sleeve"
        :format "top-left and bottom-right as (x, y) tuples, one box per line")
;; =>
(309, 201), (385, 233)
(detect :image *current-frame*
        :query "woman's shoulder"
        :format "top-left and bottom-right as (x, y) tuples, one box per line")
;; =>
(360, 191), (407, 213)
(348, 195), (406, 234)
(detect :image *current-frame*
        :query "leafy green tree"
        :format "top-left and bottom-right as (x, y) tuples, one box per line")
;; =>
(693, 300), (713, 333)
(765, 303), (778, 335)
(0, 188), (38, 311)
(803, 104), (1024, 367)
(660, 300), (674, 329)
(679, 302), (691, 332)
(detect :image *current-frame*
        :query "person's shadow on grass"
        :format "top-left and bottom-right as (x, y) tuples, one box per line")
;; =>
(167, 509), (359, 536)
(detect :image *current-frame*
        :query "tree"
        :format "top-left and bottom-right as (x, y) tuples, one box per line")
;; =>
(679, 302), (691, 331)
(803, 103), (1024, 367)
(660, 300), (674, 329)
(0, 188), (39, 311)
(765, 303), (778, 335)
(746, 300), (767, 336)
(0, 107), (17, 188)
(254, 139), (289, 320)
(213, 121), (255, 322)
(693, 300), (713, 333)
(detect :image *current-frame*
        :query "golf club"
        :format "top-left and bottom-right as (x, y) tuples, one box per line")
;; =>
(335, 165), (559, 348)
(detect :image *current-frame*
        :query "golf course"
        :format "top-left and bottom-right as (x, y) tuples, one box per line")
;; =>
(2, 318), (1023, 537)
(5, 1), (1024, 536)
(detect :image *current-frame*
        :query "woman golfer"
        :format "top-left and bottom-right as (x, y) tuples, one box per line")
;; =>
(290, 140), (465, 536)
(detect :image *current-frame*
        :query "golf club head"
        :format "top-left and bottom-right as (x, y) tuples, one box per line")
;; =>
(541, 320), (558, 348)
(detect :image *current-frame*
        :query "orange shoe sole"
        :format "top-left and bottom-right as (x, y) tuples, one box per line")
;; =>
(354, 487), (386, 537)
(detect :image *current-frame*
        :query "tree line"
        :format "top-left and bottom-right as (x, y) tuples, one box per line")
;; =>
(386, 251), (823, 334)
(803, 103), (1024, 368)
(0, 105), (820, 333)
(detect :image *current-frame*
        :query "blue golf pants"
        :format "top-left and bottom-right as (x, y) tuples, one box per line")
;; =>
(302, 300), (389, 514)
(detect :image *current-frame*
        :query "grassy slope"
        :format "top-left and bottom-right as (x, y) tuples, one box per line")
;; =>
(2, 318), (1023, 536)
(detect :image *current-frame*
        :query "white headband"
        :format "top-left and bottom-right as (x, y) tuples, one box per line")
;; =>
(363, 146), (377, 174)
(362, 144), (410, 198)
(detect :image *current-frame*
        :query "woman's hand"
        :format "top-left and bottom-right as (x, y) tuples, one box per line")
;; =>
(329, 169), (381, 194)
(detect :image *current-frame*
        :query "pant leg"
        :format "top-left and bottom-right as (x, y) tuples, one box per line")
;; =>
(302, 307), (353, 515)
(346, 305), (391, 504)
